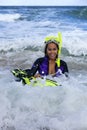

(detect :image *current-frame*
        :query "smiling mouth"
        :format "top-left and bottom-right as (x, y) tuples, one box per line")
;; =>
(50, 54), (56, 58)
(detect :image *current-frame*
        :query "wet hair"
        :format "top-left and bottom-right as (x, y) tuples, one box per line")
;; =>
(44, 42), (59, 58)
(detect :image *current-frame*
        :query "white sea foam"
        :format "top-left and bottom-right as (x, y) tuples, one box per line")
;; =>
(63, 29), (87, 56)
(0, 28), (87, 57)
(0, 69), (87, 130)
(0, 13), (21, 22)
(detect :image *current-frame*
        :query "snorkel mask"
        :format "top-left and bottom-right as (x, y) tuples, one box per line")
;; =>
(44, 32), (62, 67)
(45, 36), (60, 45)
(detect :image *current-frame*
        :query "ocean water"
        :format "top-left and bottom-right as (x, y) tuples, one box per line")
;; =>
(0, 6), (87, 130)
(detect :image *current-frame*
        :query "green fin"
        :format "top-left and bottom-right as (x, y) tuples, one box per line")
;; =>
(12, 69), (61, 87)
(11, 69), (27, 78)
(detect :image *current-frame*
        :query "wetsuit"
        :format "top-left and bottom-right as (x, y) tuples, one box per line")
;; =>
(30, 56), (69, 77)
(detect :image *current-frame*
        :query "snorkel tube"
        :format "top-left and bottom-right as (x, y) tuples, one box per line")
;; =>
(56, 32), (62, 67)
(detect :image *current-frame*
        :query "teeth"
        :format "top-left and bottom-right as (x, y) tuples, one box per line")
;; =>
(51, 54), (55, 57)
(50, 55), (55, 58)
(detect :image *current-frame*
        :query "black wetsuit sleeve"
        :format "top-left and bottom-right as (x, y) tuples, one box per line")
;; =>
(25, 57), (44, 77)
(60, 60), (69, 77)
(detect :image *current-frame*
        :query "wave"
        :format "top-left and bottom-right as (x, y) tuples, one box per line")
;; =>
(0, 13), (21, 22)
(19, 6), (87, 21)
(66, 6), (87, 20)
(0, 6), (87, 57)
(0, 42), (87, 57)
(0, 39), (43, 54)
(0, 6), (87, 22)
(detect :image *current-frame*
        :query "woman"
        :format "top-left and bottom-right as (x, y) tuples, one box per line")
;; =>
(12, 33), (69, 80)
(31, 33), (69, 78)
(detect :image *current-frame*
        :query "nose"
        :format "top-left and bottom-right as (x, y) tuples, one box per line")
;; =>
(50, 49), (55, 53)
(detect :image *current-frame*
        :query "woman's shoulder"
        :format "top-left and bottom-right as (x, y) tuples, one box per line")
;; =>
(34, 57), (45, 65)
(60, 59), (67, 66)
(35, 57), (45, 62)
(60, 59), (69, 73)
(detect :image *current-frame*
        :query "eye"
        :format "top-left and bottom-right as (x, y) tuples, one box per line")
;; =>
(53, 48), (57, 51)
(47, 48), (57, 51)
(48, 48), (52, 51)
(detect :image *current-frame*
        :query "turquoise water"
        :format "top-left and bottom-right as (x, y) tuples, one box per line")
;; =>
(0, 6), (87, 130)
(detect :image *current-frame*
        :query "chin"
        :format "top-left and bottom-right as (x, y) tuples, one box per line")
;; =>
(50, 57), (56, 60)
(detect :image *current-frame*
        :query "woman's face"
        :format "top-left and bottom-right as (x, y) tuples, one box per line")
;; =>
(46, 43), (58, 60)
